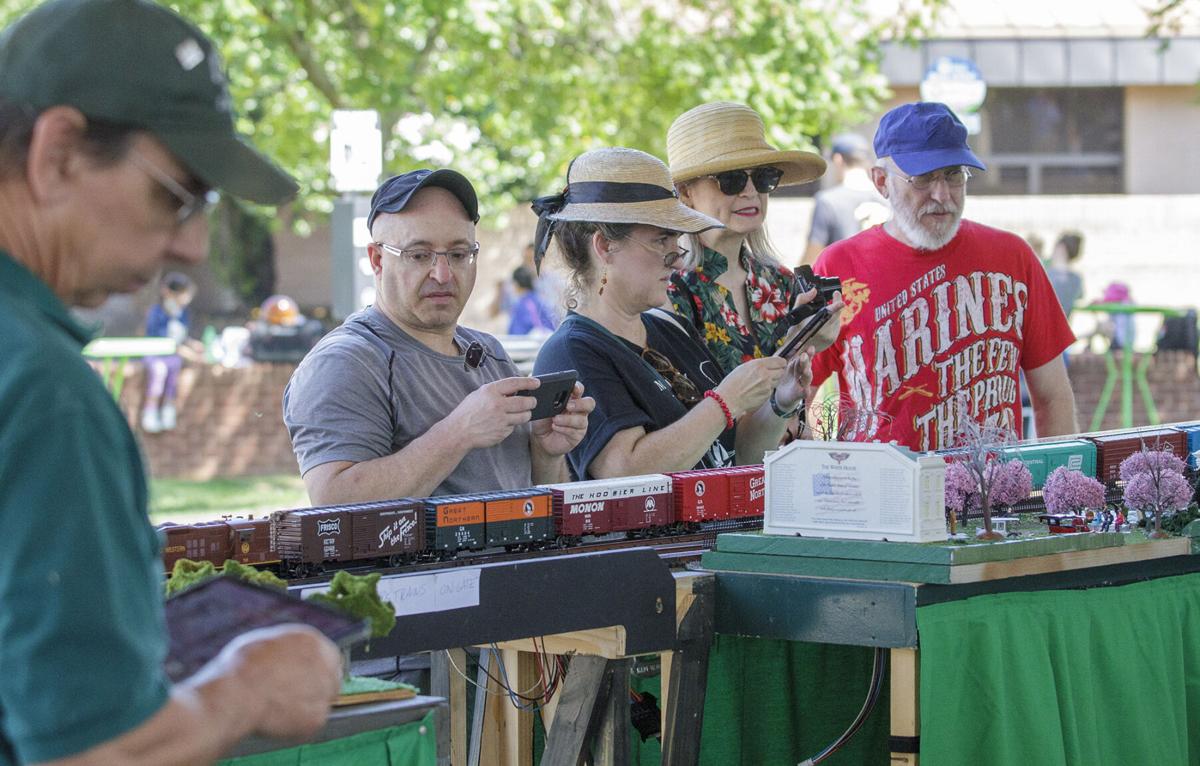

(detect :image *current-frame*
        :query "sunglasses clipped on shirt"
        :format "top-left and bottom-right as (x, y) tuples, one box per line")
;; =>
(705, 166), (784, 196)
(641, 346), (702, 405)
(463, 340), (505, 371)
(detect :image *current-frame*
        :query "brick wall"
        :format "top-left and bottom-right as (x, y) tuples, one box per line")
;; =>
(1068, 351), (1200, 432)
(117, 362), (300, 480)
(111, 352), (1199, 480)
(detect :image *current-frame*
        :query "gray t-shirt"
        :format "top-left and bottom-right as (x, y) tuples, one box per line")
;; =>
(283, 305), (532, 497)
(808, 184), (889, 247)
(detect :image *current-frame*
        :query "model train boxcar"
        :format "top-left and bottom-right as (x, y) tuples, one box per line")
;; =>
(1168, 420), (1200, 470)
(424, 495), (487, 553)
(160, 520), (233, 572)
(1086, 427), (1188, 483)
(998, 439), (1096, 490)
(726, 465), (766, 518)
(272, 499), (424, 574)
(484, 489), (553, 547)
(671, 468), (730, 522)
(545, 474), (672, 540)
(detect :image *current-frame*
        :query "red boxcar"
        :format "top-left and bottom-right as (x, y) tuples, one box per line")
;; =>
(727, 465), (766, 519)
(608, 475), (673, 533)
(671, 469), (731, 522)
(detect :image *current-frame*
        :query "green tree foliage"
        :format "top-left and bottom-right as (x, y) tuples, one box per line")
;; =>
(0, 0), (941, 220)
(308, 570), (396, 639)
(164, 557), (288, 596)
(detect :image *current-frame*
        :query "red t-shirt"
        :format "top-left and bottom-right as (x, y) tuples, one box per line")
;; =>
(811, 220), (1074, 451)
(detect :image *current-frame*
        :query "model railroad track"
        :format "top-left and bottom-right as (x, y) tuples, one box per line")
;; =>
(289, 518), (761, 587)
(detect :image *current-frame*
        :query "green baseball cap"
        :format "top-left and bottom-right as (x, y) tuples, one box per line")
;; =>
(0, 0), (298, 205)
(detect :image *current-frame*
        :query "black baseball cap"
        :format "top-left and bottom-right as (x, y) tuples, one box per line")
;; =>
(368, 169), (480, 233)
(0, 0), (297, 205)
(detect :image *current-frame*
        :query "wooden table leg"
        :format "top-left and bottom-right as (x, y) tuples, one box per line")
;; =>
(889, 647), (920, 765)
(431, 649), (468, 766)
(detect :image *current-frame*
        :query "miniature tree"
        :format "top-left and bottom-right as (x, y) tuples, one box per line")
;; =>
(947, 397), (1019, 541)
(308, 570), (396, 639)
(1043, 467), (1107, 516)
(943, 460), (975, 535)
(1120, 446), (1193, 539)
(986, 460), (1034, 512)
(807, 392), (892, 442)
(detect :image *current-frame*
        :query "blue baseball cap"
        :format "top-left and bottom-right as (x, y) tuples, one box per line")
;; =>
(367, 168), (480, 232)
(873, 103), (986, 177)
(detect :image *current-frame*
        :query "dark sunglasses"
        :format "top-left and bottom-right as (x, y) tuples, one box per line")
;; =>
(706, 166), (784, 196)
(641, 347), (702, 405)
(463, 340), (504, 371)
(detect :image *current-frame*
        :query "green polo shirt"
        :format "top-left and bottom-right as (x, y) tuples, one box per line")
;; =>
(0, 252), (169, 764)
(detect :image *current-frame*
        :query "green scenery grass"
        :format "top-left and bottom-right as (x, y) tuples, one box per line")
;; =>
(149, 474), (308, 523)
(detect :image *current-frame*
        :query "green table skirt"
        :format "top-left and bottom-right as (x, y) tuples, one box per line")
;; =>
(918, 572), (1200, 766)
(218, 711), (436, 766)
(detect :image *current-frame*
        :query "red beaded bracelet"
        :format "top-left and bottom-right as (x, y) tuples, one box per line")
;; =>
(704, 390), (735, 430)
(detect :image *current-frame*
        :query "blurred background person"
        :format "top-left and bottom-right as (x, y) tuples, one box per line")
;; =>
(491, 241), (567, 327)
(141, 272), (202, 433)
(1047, 230), (1084, 319)
(802, 132), (889, 266)
(247, 293), (325, 363)
(665, 101), (829, 378)
(507, 265), (558, 336)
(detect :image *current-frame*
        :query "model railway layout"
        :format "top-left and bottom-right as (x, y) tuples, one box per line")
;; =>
(159, 421), (1200, 580)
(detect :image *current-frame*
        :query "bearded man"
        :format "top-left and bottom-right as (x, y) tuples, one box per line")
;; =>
(809, 102), (1077, 452)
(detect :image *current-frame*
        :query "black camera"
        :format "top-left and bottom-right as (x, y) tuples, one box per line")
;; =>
(785, 265), (842, 325)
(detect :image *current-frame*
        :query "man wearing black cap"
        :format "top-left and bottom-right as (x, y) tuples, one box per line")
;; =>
(284, 169), (593, 504)
(810, 102), (1077, 451)
(801, 132), (889, 266)
(0, 1), (343, 764)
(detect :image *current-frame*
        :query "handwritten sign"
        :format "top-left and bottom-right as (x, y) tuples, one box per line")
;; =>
(300, 567), (481, 616)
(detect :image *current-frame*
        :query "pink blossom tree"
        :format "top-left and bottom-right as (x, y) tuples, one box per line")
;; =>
(948, 397), (1019, 540)
(1121, 447), (1193, 538)
(1043, 467), (1106, 515)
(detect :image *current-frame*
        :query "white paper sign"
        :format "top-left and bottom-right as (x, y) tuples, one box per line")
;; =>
(301, 567), (481, 617)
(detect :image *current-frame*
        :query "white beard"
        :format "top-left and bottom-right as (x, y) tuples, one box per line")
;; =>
(888, 183), (963, 250)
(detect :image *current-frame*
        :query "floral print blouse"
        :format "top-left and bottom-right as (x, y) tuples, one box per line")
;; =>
(668, 246), (797, 378)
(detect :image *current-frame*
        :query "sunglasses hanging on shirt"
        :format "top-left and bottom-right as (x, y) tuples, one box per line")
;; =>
(463, 340), (504, 371)
(706, 166), (784, 196)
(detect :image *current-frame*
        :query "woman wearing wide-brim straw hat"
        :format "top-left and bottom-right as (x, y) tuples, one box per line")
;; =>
(666, 101), (842, 386)
(531, 147), (818, 480)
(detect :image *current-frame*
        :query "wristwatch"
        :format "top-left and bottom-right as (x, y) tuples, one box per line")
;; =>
(769, 389), (803, 419)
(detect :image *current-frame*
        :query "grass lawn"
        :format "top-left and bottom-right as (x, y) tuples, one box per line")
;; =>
(149, 474), (308, 524)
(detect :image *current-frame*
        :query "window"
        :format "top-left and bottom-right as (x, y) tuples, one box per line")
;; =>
(974, 88), (1124, 194)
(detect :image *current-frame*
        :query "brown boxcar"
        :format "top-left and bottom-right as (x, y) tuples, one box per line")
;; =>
(349, 499), (425, 564)
(226, 518), (276, 566)
(271, 508), (353, 568)
(424, 496), (486, 552)
(485, 490), (553, 547)
(1087, 427), (1188, 483)
(159, 521), (231, 572)
(671, 469), (731, 522)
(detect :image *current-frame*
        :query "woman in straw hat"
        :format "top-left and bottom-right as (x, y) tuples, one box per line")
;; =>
(530, 147), (818, 480)
(666, 101), (839, 379)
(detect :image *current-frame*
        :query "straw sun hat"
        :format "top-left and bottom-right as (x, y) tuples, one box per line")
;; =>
(531, 147), (722, 270)
(667, 102), (826, 186)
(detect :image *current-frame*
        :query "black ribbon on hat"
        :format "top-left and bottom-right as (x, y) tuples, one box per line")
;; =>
(530, 181), (678, 274)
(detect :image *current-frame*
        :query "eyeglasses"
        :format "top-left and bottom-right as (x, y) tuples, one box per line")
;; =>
(375, 242), (480, 270)
(463, 340), (504, 371)
(128, 148), (218, 226)
(622, 235), (689, 267)
(705, 166), (784, 196)
(641, 346), (702, 405)
(888, 166), (972, 191)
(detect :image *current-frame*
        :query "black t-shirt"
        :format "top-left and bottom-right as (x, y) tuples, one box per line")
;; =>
(533, 311), (735, 480)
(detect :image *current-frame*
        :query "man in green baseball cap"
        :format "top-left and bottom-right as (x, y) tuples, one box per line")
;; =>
(0, 1), (343, 764)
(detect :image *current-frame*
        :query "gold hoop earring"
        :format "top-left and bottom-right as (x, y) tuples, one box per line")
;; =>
(598, 267), (608, 296)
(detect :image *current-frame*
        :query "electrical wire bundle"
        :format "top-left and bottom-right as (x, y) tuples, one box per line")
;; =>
(798, 647), (887, 766)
